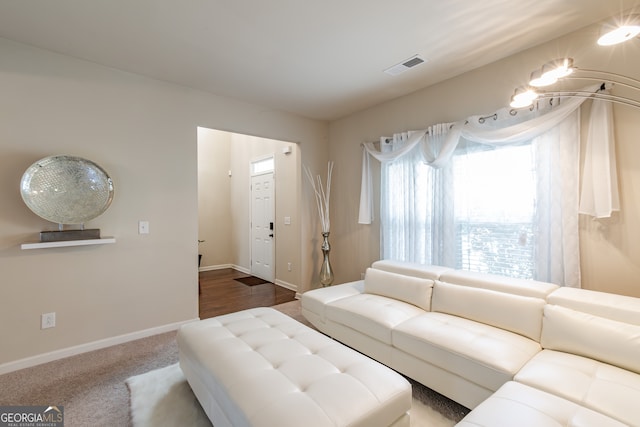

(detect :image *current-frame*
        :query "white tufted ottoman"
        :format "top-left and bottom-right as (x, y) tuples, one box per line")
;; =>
(177, 307), (411, 427)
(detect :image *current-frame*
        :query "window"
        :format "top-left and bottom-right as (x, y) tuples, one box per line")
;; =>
(251, 157), (274, 175)
(382, 140), (538, 280)
(369, 99), (600, 287)
(452, 143), (535, 278)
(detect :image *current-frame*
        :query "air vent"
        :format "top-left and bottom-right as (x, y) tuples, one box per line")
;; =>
(384, 55), (427, 76)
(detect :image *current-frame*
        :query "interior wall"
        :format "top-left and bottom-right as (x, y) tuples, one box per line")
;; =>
(273, 141), (302, 290)
(0, 37), (327, 368)
(197, 128), (232, 268)
(328, 21), (640, 298)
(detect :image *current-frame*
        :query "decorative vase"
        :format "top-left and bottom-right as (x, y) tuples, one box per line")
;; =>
(319, 231), (334, 286)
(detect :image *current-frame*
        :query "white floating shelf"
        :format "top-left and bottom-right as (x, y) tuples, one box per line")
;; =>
(21, 237), (116, 250)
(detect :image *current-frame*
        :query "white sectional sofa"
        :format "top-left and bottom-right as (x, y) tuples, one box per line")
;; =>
(301, 260), (640, 427)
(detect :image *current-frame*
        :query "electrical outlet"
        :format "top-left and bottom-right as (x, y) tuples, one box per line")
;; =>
(41, 312), (56, 329)
(287, 262), (292, 272)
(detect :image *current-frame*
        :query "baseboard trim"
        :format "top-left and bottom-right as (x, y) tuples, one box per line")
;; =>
(199, 264), (250, 274)
(0, 318), (199, 375)
(199, 263), (232, 272)
(274, 279), (298, 293)
(233, 264), (251, 274)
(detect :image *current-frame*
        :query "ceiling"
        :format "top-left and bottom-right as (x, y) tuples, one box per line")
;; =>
(0, 0), (638, 121)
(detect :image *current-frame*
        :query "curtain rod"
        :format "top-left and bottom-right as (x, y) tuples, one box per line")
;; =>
(361, 124), (456, 146)
(361, 84), (612, 147)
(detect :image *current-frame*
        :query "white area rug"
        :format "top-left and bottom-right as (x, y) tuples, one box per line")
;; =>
(127, 364), (212, 427)
(127, 363), (455, 427)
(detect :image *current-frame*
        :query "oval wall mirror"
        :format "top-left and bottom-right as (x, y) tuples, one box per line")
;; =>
(20, 155), (114, 225)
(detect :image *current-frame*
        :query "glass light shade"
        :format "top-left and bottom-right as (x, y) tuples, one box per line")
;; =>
(529, 68), (557, 87)
(541, 58), (574, 80)
(597, 15), (640, 46)
(510, 87), (539, 108)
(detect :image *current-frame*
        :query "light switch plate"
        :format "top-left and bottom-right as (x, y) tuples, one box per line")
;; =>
(138, 220), (149, 234)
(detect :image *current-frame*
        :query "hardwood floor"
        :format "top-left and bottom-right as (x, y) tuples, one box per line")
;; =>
(199, 268), (297, 319)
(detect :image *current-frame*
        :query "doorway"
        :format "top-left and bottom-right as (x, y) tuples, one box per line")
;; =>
(196, 127), (300, 292)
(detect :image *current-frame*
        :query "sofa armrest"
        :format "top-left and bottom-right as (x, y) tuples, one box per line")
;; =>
(301, 281), (364, 325)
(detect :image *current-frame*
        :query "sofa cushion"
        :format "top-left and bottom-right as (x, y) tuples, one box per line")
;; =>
(439, 269), (558, 298)
(371, 260), (452, 280)
(301, 281), (364, 325)
(431, 281), (545, 341)
(541, 304), (640, 374)
(393, 312), (541, 391)
(515, 349), (640, 427)
(326, 294), (425, 345)
(456, 381), (628, 427)
(364, 267), (434, 311)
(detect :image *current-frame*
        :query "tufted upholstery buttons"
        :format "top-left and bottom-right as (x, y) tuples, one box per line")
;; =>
(178, 307), (411, 427)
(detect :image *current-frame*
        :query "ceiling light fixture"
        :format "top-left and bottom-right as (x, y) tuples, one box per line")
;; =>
(510, 17), (640, 111)
(512, 56), (640, 110)
(529, 68), (557, 87)
(529, 58), (574, 87)
(597, 14), (640, 46)
(509, 87), (539, 108)
(510, 76), (640, 110)
(526, 57), (640, 91)
(510, 87), (640, 110)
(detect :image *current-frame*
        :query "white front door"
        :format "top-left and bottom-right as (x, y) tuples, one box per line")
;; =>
(251, 171), (274, 282)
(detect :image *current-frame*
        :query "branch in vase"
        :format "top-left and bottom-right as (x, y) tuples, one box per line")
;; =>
(304, 161), (334, 233)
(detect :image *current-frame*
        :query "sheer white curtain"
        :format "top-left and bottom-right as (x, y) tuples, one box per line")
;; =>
(380, 127), (453, 264)
(579, 96), (620, 217)
(359, 85), (619, 286)
(533, 109), (581, 286)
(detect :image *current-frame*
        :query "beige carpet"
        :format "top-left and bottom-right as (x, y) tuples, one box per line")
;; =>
(0, 329), (179, 426)
(127, 363), (456, 427)
(0, 300), (468, 426)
